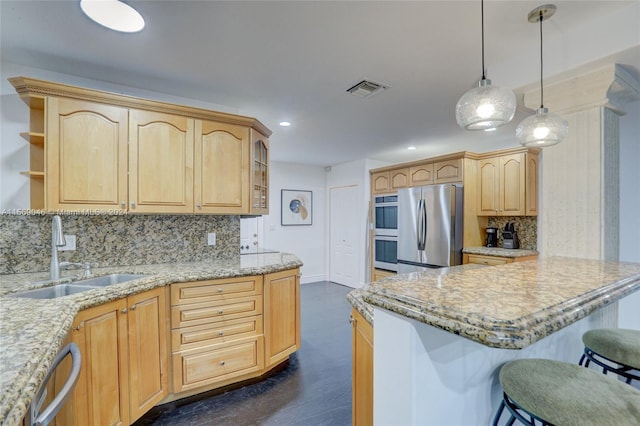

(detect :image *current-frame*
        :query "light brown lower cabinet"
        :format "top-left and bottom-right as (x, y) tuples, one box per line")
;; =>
(170, 269), (300, 398)
(351, 308), (373, 426)
(463, 253), (538, 266)
(62, 287), (168, 426)
(264, 269), (301, 367)
(32, 269), (301, 425)
(371, 268), (396, 282)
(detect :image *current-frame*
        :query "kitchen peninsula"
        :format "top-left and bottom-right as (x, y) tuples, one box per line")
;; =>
(0, 252), (302, 426)
(355, 257), (640, 425)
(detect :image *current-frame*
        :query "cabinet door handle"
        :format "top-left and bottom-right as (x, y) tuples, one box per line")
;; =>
(122, 308), (127, 314)
(217, 288), (223, 293)
(130, 202), (136, 209)
(218, 310), (224, 315)
(348, 315), (354, 324)
(130, 305), (136, 310)
(218, 331), (224, 336)
(120, 201), (126, 208)
(220, 361), (226, 366)
(196, 203), (202, 209)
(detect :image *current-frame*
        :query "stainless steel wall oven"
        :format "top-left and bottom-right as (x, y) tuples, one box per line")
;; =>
(373, 194), (398, 271)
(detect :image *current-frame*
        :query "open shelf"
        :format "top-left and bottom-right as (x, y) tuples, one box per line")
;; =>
(20, 171), (45, 178)
(20, 132), (45, 145)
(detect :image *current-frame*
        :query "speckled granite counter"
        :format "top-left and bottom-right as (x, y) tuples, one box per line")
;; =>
(462, 246), (539, 258)
(0, 252), (302, 426)
(361, 257), (640, 349)
(347, 264), (486, 326)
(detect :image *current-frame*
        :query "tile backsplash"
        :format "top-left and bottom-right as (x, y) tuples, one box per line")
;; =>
(487, 216), (537, 250)
(0, 214), (239, 274)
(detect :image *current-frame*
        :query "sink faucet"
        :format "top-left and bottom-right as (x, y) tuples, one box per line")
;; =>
(49, 215), (66, 280)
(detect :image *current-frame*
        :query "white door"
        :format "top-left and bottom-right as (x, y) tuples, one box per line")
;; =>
(330, 185), (360, 287)
(240, 217), (259, 253)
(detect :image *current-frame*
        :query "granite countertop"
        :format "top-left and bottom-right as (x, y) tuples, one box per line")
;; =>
(463, 246), (539, 258)
(347, 264), (487, 326)
(359, 257), (640, 350)
(0, 252), (302, 426)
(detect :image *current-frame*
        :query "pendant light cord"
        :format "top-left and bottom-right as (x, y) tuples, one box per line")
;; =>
(539, 11), (544, 109)
(481, 0), (486, 80)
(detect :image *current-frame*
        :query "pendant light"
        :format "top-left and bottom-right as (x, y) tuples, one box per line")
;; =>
(455, 0), (516, 131)
(516, 4), (568, 147)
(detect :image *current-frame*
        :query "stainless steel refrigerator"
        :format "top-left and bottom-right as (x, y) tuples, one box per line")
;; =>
(397, 184), (463, 273)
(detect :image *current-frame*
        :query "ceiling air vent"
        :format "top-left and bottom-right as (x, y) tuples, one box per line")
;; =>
(346, 79), (388, 98)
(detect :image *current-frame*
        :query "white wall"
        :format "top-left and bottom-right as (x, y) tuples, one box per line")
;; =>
(262, 161), (327, 284)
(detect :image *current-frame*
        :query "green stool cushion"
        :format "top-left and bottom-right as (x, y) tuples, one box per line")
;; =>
(500, 359), (640, 426)
(583, 328), (640, 369)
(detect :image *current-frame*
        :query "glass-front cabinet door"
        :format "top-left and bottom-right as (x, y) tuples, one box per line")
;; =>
(251, 129), (269, 214)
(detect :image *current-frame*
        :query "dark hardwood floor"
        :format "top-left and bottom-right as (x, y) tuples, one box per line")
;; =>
(134, 281), (353, 426)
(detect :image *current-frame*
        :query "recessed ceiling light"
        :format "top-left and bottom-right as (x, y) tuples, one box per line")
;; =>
(80, 0), (145, 33)
(407, 146), (417, 150)
(279, 121), (291, 127)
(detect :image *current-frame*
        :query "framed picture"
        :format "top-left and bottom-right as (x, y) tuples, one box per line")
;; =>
(281, 189), (313, 226)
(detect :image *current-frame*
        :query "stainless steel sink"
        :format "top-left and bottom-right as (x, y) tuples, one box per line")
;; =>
(9, 273), (149, 299)
(74, 273), (148, 287)
(9, 284), (100, 299)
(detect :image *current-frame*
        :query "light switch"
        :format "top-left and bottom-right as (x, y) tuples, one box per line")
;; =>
(207, 232), (216, 246)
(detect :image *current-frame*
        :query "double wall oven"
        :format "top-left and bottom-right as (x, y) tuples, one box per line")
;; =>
(373, 194), (398, 272)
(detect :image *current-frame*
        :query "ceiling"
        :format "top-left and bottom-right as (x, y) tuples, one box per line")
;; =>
(2, 1), (639, 167)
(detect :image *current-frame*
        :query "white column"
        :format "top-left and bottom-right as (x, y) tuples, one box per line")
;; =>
(523, 64), (639, 326)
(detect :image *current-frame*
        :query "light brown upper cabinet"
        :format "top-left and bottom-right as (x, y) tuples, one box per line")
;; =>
(47, 98), (128, 211)
(477, 151), (538, 216)
(250, 130), (269, 215)
(371, 168), (409, 195)
(433, 159), (463, 183)
(195, 120), (250, 214)
(409, 164), (434, 186)
(10, 76), (271, 215)
(129, 110), (195, 214)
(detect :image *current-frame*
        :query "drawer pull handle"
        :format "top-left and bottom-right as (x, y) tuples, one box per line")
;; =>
(218, 310), (224, 315)
(217, 288), (223, 293)
(122, 308), (127, 314)
(218, 331), (224, 336)
(220, 361), (225, 366)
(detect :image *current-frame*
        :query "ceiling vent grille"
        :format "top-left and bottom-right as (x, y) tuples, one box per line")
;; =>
(346, 79), (388, 98)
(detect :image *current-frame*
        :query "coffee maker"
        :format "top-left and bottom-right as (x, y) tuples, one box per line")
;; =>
(486, 227), (498, 247)
(502, 223), (520, 249)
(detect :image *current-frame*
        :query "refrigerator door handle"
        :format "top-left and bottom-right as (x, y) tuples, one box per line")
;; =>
(417, 199), (426, 251)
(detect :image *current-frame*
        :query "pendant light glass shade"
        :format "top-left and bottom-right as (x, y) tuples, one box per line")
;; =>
(516, 107), (568, 147)
(517, 4), (567, 147)
(455, 0), (516, 131)
(455, 79), (516, 130)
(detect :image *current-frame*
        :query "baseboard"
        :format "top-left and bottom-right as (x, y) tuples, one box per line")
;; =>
(300, 274), (325, 284)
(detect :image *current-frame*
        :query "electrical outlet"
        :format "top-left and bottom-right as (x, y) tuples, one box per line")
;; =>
(207, 232), (216, 246)
(59, 235), (76, 251)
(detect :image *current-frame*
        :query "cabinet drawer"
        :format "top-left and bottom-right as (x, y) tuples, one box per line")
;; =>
(466, 254), (510, 266)
(171, 276), (263, 305)
(172, 336), (263, 392)
(171, 316), (263, 351)
(171, 295), (262, 329)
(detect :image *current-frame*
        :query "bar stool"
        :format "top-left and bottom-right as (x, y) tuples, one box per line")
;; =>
(579, 328), (640, 384)
(492, 358), (640, 426)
